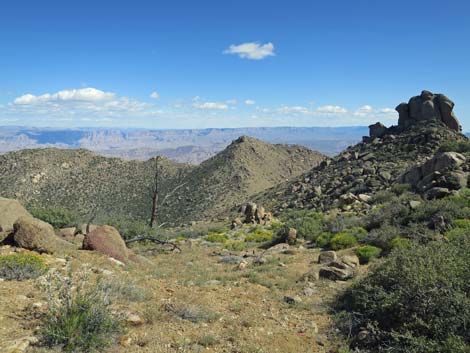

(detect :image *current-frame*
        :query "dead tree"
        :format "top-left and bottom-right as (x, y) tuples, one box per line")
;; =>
(149, 156), (187, 228)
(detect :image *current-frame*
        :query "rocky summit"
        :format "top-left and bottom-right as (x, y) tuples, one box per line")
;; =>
(396, 90), (461, 132)
(256, 91), (467, 215)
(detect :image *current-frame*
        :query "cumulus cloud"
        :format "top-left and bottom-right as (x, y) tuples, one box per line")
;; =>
(150, 91), (160, 99)
(193, 102), (228, 110)
(226, 99), (238, 105)
(224, 42), (275, 60)
(13, 88), (115, 105)
(244, 99), (256, 105)
(316, 105), (348, 114)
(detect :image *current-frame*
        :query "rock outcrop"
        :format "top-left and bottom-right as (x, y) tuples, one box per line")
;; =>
(400, 152), (468, 198)
(396, 90), (461, 132)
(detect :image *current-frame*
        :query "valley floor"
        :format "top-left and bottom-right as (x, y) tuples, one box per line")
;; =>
(0, 242), (363, 353)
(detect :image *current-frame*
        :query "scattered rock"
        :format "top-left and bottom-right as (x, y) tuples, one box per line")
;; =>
(319, 266), (354, 281)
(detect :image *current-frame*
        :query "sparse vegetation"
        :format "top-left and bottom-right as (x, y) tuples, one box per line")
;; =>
(0, 252), (48, 280)
(40, 268), (122, 352)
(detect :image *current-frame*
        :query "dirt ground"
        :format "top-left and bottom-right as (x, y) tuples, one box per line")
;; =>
(0, 241), (361, 353)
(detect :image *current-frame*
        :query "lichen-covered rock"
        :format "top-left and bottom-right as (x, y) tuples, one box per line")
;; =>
(318, 251), (337, 264)
(82, 225), (129, 262)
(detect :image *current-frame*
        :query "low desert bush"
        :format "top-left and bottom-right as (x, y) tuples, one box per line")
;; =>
(280, 210), (325, 241)
(354, 245), (382, 264)
(315, 232), (333, 248)
(0, 252), (48, 280)
(335, 237), (470, 352)
(330, 233), (358, 250)
(40, 267), (121, 352)
(245, 228), (273, 243)
(224, 240), (246, 251)
(30, 208), (78, 229)
(389, 236), (413, 250)
(438, 140), (470, 153)
(206, 232), (228, 243)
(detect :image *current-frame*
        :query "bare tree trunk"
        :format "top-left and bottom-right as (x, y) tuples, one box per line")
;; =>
(149, 157), (160, 228)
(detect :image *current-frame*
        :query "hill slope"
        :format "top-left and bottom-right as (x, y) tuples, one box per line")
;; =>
(0, 137), (325, 224)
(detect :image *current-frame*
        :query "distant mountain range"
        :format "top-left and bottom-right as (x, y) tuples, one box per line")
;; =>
(0, 126), (368, 163)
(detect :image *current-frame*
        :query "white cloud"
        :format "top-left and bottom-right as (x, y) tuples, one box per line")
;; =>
(150, 91), (160, 99)
(13, 88), (115, 105)
(276, 105), (310, 114)
(379, 108), (395, 114)
(244, 99), (256, 105)
(224, 42), (275, 60)
(226, 99), (238, 105)
(193, 102), (228, 110)
(316, 105), (348, 114)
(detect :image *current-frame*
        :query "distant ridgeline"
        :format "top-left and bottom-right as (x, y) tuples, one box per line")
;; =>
(256, 90), (468, 215)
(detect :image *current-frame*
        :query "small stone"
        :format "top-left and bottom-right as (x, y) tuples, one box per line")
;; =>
(284, 295), (302, 305)
(318, 251), (337, 264)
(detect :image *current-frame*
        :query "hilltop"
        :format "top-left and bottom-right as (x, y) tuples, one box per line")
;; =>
(0, 137), (325, 225)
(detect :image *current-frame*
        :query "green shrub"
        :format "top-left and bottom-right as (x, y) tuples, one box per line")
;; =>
(445, 228), (469, 240)
(0, 252), (48, 280)
(438, 140), (470, 153)
(452, 219), (470, 229)
(206, 232), (228, 243)
(224, 240), (246, 251)
(355, 245), (382, 264)
(245, 228), (273, 243)
(330, 233), (358, 250)
(315, 232), (333, 248)
(389, 236), (413, 250)
(105, 218), (154, 240)
(344, 226), (368, 241)
(335, 238), (470, 352)
(30, 208), (78, 229)
(41, 270), (121, 352)
(281, 210), (324, 241)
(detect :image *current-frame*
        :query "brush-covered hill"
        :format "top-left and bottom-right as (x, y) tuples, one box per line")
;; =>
(163, 136), (326, 221)
(0, 137), (325, 225)
(256, 91), (468, 215)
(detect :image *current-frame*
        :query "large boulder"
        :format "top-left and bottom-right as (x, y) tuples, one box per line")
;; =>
(82, 225), (129, 262)
(13, 216), (75, 254)
(395, 90), (462, 132)
(0, 198), (33, 242)
(400, 152), (467, 194)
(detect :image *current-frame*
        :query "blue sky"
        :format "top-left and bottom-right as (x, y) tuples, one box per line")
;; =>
(0, 0), (469, 129)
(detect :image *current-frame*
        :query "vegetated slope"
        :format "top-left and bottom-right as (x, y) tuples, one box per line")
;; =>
(256, 120), (467, 214)
(0, 148), (189, 222)
(0, 137), (325, 224)
(164, 136), (326, 221)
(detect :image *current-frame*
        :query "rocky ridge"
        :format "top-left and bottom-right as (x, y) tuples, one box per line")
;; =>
(256, 91), (468, 215)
